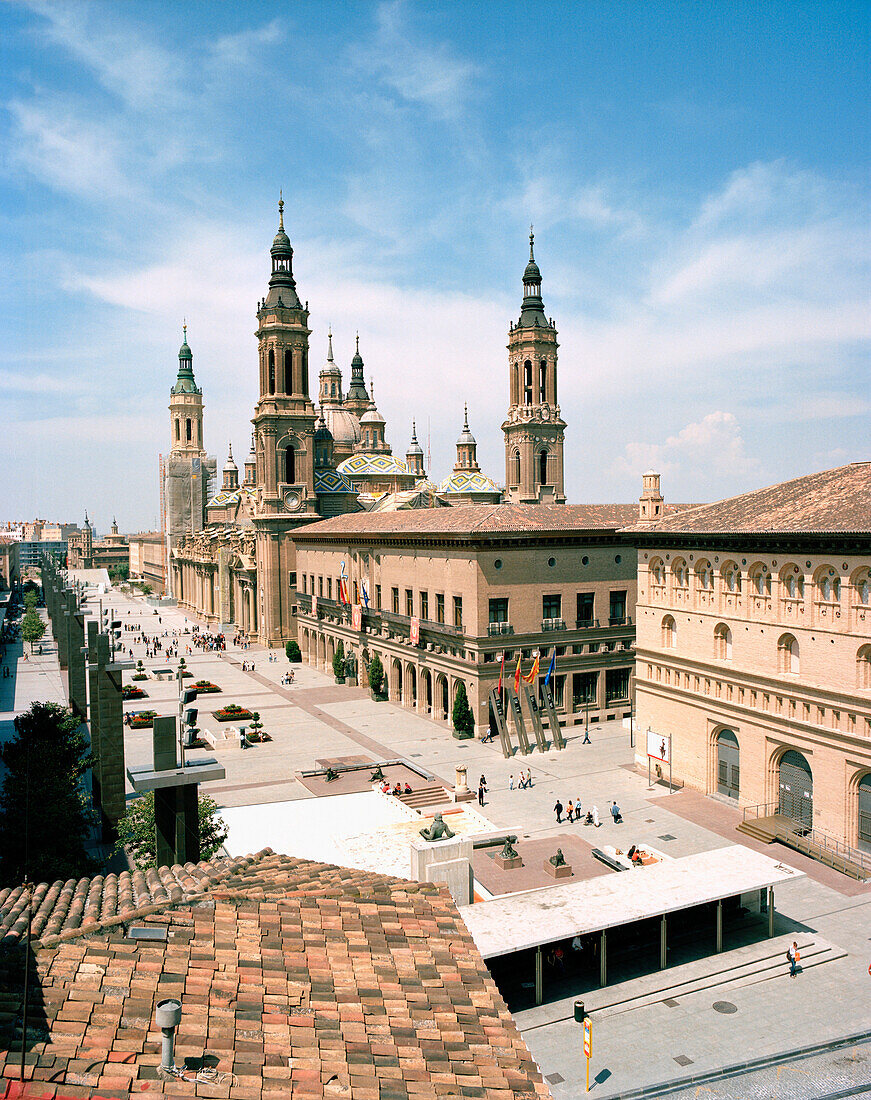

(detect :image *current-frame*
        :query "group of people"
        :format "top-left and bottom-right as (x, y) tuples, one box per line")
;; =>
(553, 799), (623, 826)
(508, 771), (534, 789)
(380, 781), (414, 795)
(281, 670), (295, 685)
(241, 660), (256, 672)
(190, 628), (227, 652)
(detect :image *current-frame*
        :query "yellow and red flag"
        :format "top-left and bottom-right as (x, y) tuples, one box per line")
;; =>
(513, 654), (522, 694)
(522, 653), (540, 684)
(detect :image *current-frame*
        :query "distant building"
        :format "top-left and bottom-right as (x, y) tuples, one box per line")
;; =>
(68, 515), (129, 573)
(127, 531), (166, 593)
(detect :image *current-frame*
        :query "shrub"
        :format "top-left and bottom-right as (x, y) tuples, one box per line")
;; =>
(332, 640), (345, 678)
(452, 682), (475, 738)
(285, 640), (301, 663)
(367, 653), (384, 694)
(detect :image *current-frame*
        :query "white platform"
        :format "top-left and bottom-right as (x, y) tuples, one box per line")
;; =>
(458, 845), (804, 959)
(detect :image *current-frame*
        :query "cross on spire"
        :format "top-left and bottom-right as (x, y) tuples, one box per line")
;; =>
(529, 225), (535, 261)
(278, 191), (284, 231)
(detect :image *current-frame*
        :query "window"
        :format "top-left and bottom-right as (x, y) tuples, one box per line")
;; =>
(672, 558), (688, 590)
(436, 593), (445, 623)
(375, 584), (382, 611)
(650, 558), (665, 586)
(327, 578), (332, 599)
(175, 419), (180, 441)
(539, 359), (547, 402)
(301, 347), (308, 394)
(778, 633), (799, 674)
(288, 571), (297, 589)
(542, 594), (561, 620)
(539, 450), (548, 486)
(318, 576), (323, 597)
(284, 446), (295, 484)
(817, 569), (841, 602)
(552, 674), (565, 709)
(391, 587), (399, 614)
(405, 589), (414, 617)
(858, 646), (871, 689)
(512, 451), (520, 486)
(309, 574), (314, 595)
(352, 580), (358, 603)
(605, 668), (631, 703)
(721, 562), (741, 593)
(696, 560), (713, 590)
(609, 590), (627, 624)
(268, 349), (275, 394)
(750, 564), (771, 596)
(284, 349), (292, 394)
(573, 672), (597, 709)
(524, 360), (533, 404)
(420, 591), (428, 620)
(577, 592), (594, 624)
(661, 615), (676, 648)
(301, 574), (307, 594)
(186, 418), (192, 442)
(489, 598), (508, 623)
(453, 596), (463, 629)
(714, 623), (732, 659)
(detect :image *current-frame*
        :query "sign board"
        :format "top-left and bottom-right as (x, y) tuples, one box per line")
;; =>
(410, 616), (420, 646)
(583, 1016), (592, 1058)
(647, 730), (671, 764)
(352, 604), (362, 632)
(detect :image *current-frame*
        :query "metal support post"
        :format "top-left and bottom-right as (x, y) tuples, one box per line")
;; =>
(660, 915), (667, 969)
(535, 946), (543, 1006)
(768, 886), (775, 937)
(716, 899), (723, 953)
(599, 930), (607, 987)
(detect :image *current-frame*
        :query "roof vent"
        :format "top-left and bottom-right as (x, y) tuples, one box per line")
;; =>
(156, 998), (183, 1072)
(128, 925), (168, 942)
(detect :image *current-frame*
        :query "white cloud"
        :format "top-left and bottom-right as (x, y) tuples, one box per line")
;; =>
(615, 411), (759, 484)
(210, 20), (284, 67)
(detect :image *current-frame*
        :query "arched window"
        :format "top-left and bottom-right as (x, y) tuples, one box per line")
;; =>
(524, 360), (533, 404)
(816, 566), (840, 604)
(331, 382), (336, 397)
(672, 558), (688, 591)
(721, 561), (741, 594)
(175, 419), (180, 441)
(696, 559), (713, 591)
(512, 362), (519, 403)
(714, 623), (732, 660)
(268, 349), (276, 395)
(650, 558), (665, 586)
(185, 418), (192, 442)
(512, 450), (520, 486)
(749, 564), (771, 596)
(539, 359), (547, 402)
(851, 568), (870, 606)
(661, 614), (676, 648)
(539, 449), (548, 486)
(778, 633), (799, 674)
(284, 445), (295, 484)
(284, 349), (293, 393)
(857, 645), (871, 689)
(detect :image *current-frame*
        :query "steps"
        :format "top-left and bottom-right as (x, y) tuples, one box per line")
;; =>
(396, 783), (451, 810)
(737, 815), (869, 880)
(736, 813), (794, 844)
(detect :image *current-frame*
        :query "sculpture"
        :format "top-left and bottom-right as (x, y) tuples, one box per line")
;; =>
(370, 764), (386, 782)
(549, 848), (567, 867)
(419, 813), (455, 841)
(500, 835), (519, 860)
(324, 766), (339, 783)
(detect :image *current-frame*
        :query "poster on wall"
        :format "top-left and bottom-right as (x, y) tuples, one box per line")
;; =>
(410, 616), (420, 646)
(352, 605), (362, 632)
(646, 730), (671, 764)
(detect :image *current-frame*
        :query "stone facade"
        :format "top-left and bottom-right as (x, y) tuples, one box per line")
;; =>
(630, 462), (871, 850)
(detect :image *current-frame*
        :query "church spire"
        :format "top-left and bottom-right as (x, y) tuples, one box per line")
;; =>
(263, 193), (301, 309)
(344, 330), (370, 418)
(519, 225), (547, 327)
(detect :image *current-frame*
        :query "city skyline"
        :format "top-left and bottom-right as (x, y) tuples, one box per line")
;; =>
(2, 0), (869, 531)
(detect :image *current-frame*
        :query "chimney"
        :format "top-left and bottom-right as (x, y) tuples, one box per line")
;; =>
(639, 470), (664, 521)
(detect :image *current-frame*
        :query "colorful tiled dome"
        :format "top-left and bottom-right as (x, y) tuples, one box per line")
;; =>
(337, 453), (413, 477)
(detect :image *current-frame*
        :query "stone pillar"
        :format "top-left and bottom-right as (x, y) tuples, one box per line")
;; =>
(67, 601), (87, 719)
(454, 765), (468, 798)
(410, 835), (473, 906)
(89, 624), (126, 833)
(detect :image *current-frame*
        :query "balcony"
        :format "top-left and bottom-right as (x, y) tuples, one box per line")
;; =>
(608, 615), (632, 627)
(488, 621), (513, 636)
(575, 618), (600, 629)
(297, 592), (312, 612)
(541, 617), (566, 632)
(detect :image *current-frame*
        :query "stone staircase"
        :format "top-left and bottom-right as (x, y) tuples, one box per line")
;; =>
(396, 783), (452, 811)
(737, 814), (869, 880)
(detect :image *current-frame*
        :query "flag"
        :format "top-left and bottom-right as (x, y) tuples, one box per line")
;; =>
(544, 650), (556, 686)
(497, 653), (505, 695)
(522, 653), (540, 684)
(338, 561), (349, 604)
(361, 580), (369, 608)
(513, 654), (522, 694)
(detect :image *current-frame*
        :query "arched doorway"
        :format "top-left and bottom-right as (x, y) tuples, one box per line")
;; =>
(435, 674), (448, 721)
(420, 669), (432, 715)
(391, 658), (403, 703)
(858, 774), (871, 854)
(405, 664), (417, 709)
(778, 749), (813, 830)
(716, 729), (739, 799)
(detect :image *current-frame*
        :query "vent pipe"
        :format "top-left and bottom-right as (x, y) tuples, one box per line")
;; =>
(155, 998), (182, 1072)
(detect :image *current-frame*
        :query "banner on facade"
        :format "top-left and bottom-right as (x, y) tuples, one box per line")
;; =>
(352, 604), (362, 632)
(410, 616), (420, 646)
(311, 595), (317, 618)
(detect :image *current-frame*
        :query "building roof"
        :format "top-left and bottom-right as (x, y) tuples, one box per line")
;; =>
(337, 452), (414, 478)
(313, 468), (355, 494)
(0, 849), (551, 1099)
(295, 502), (640, 540)
(207, 487), (256, 508)
(627, 461), (871, 536)
(439, 470), (501, 496)
(321, 404), (362, 447)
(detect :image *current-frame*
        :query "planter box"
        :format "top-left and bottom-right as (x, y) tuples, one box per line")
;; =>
(452, 729), (474, 740)
(214, 709), (253, 722)
(129, 714), (157, 729)
(122, 688), (147, 700)
(131, 673), (148, 681)
(193, 683), (221, 693)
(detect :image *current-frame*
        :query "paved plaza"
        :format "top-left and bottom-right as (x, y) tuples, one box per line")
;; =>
(4, 586), (871, 1098)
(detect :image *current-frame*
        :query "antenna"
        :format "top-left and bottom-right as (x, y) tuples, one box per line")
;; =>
(427, 418), (431, 475)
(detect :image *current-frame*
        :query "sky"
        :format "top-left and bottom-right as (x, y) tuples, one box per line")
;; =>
(1, 0), (869, 534)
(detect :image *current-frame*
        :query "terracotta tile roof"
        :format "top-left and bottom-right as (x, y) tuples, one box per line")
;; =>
(625, 462), (871, 537)
(295, 502), (641, 538)
(0, 851), (552, 1099)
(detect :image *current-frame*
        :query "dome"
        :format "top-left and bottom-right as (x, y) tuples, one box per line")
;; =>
(360, 404), (385, 426)
(271, 227), (291, 253)
(178, 339), (192, 360)
(337, 453), (413, 477)
(323, 407), (362, 446)
(439, 470), (500, 495)
(314, 417), (333, 442)
(314, 468), (354, 494)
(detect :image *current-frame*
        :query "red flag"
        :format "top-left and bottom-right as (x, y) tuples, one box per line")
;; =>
(513, 654), (522, 694)
(497, 653), (505, 695)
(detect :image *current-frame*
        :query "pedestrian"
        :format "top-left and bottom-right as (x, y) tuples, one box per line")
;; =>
(509, 774), (514, 790)
(788, 941), (800, 978)
(591, 805), (600, 827)
(610, 801), (622, 823)
(554, 799), (563, 823)
(566, 800), (574, 823)
(583, 726), (591, 744)
(576, 796), (582, 819)
(478, 776), (487, 806)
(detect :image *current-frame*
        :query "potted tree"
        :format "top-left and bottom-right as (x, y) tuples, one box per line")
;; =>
(367, 653), (384, 701)
(332, 640), (346, 684)
(133, 660), (148, 682)
(285, 640), (301, 663)
(452, 682), (475, 740)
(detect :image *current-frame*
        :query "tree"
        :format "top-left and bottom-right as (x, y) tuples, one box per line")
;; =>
(332, 639), (345, 679)
(452, 681), (475, 738)
(367, 653), (384, 694)
(285, 640), (301, 662)
(0, 702), (96, 884)
(114, 791), (228, 870)
(110, 563), (129, 583)
(21, 609), (46, 652)
(140, 583), (152, 596)
(23, 590), (38, 610)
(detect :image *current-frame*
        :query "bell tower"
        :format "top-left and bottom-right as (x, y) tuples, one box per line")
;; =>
(502, 230), (566, 504)
(252, 196), (318, 518)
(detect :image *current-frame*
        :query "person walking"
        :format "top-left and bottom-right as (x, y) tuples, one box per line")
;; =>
(787, 942), (800, 978)
(554, 799), (563, 823)
(610, 801), (622, 823)
(509, 774), (514, 791)
(583, 726), (591, 744)
(478, 776), (487, 806)
(591, 805), (601, 827)
(566, 800), (574, 823)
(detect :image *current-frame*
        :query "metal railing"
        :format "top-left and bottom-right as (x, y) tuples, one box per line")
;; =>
(742, 801), (781, 823)
(742, 802), (870, 880)
(487, 621), (513, 636)
(798, 829), (871, 878)
(541, 617), (566, 632)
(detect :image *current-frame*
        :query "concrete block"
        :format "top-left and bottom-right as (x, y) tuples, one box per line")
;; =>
(411, 835), (473, 905)
(495, 854), (523, 869)
(544, 860), (573, 879)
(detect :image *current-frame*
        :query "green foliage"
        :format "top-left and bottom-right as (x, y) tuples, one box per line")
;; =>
(23, 590), (38, 610)
(21, 608), (46, 651)
(114, 790), (228, 871)
(22, 580), (39, 598)
(140, 583), (152, 596)
(332, 640), (345, 678)
(110, 563), (129, 582)
(0, 702), (96, 883)
(452, 681), (475, 737)
(285, 640), (301, 662)
(367, 653), (384, 694)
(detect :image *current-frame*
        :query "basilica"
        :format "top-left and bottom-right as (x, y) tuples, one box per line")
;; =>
(168, 200), (568, 644)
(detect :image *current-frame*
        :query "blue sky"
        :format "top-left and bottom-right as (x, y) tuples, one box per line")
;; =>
(1, 0), (868, 533)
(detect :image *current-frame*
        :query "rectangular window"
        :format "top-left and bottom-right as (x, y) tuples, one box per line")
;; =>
(353, 581), (358, 604)
(375, 584), (382, 611)
(577, 592), (594, 624)
(542, 594), (561, 620)
(327, 578), (332, 599)
(572, 672), (597, 709)
(420, 591), (428, 620)
(489, 598), (508, 623)
(552, 674), (565, 709)
(289, 571), (297, 589)
(318, 576), (323, 597)
(609, 590), (627, 624)
(310, 575), (315, 596)
(605, 667), (631, 703)
(436, 593), (445, 623)
(301, 574), (307, 594)
(391, 587), (399, 614)
(453, 596), (463, 629)
(405, 589), (414, 617)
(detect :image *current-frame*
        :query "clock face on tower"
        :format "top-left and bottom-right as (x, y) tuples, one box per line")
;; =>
(283, 489), (302, 511)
